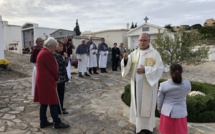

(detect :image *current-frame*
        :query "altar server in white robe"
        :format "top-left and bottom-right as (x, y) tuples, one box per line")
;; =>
(98, 38), (109, 73)
(88, 42), (99, 74)
(121, 33), (164, 134)
(76, 39), (90, 77)
(30, 37), (44, 96)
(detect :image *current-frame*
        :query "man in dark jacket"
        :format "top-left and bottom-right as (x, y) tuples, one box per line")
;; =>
(30, 37), (43, 96)
(111, 43), (120, 71)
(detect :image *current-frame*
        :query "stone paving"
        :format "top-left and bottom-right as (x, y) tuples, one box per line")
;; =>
(0, 51), (215, 134)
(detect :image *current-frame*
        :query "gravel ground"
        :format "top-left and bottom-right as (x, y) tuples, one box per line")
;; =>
(0, 68), (28, 81)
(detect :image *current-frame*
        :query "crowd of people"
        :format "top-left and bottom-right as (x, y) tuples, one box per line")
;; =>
(30, 33), (191, 134)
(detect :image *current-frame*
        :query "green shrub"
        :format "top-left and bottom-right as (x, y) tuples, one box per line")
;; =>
(121, 80), (215, 123)
(121, 84), (131, 107)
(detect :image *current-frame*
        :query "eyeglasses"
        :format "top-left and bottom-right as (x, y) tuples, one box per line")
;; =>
(139, 39), (149, 42)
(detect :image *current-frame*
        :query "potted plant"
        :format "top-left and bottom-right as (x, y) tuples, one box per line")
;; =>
(0, 59), (10, 69)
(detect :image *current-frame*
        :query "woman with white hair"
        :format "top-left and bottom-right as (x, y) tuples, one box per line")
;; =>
(34, 37), (69, 129)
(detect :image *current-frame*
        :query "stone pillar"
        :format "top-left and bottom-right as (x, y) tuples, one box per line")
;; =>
(0, 15), (4, 59)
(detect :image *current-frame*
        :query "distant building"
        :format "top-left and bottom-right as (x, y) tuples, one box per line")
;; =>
(82, 29), (129, 49)
(173, 26), (180, 31)
(2, 21), (58, 54)
(0, 16), (4, 59)
(127, 23), (167, 49)
(22, 22), (57, 49)
(50, 29), (76, 40)
(179, 25), (190, 30)
(204, 18), (215, 27)
(3, 21), (22, 54)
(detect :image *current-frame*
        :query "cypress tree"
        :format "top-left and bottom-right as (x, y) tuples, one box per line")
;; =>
(74, 19), (81, 36)
(134, 23), (137, 28)
(130, 22), (134, 29)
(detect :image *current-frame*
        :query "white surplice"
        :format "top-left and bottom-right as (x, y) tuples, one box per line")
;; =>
(99, 51), (108, 68)
(88, 45), (98, 68)
(31, 65), (36, 96)
(121, 47), (164, 133)
(77, 54), (88, 73)
(66, 60), (71, 79)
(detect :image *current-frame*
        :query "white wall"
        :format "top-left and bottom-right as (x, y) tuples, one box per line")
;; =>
(122, 32), (128, 48)
(129, 36), (139, 50)
(3, 25), (22, 54)
(207, 46), (215, 61)
(0, 16), (4, 59)
(127, 24), (167, 50)
(83, 30), (128, 49)
(193, 45), (215, 61)
(128, 34), (158, 50)
(127, 26), (165, 37)
(33, 27), (57, 45)
(94, 31), (125, 48)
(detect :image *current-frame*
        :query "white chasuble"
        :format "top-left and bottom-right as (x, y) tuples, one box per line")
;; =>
(77, 54), (88, 73)
(99, 51), (108, 68)
(121, 47), (164, 133)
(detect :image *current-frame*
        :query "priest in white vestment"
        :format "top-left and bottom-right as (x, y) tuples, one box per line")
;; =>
(76, 39), (90, 77)
(121, 33), (164, 134)
(98, 38), (109, 73)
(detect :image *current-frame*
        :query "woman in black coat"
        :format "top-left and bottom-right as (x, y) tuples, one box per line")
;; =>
(54, 40), (69, 114)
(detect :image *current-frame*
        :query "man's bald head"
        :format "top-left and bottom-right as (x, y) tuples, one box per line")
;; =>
(89, 37), (93, 42)
(36, 38), (44, 48)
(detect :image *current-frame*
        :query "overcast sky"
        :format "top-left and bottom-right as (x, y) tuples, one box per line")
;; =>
(0, 0), (215, 32)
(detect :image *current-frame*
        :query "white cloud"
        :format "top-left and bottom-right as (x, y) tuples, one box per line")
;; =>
(0, 0), (214, 31)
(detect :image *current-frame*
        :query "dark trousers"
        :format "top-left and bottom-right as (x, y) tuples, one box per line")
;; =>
(57, 83), (65, 113)
(89, 67), (98, 74)
(118, 58), (122, 70)
(89, 68), (92, 74)
(112, 58), (119, 71)
(93, 67), (97, 73)
(40, 104), (61, 125)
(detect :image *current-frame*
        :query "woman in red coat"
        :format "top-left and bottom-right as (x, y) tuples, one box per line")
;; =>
(34, 37), (69, 129)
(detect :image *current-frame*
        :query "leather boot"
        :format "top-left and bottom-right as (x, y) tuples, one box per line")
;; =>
(104, 68), (108, 73)
(93, 67), (99, 74)
(89, 68), (92, 74)
(54, 122), (70, 129)
(100, 68), (104, 73)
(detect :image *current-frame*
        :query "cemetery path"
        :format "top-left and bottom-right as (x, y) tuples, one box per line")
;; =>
(0, 51), (214, 134)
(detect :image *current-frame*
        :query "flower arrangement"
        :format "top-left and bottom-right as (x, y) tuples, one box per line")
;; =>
(0, 59), (10, 69)
(188, 91), (206, 97)
(71, 59), (78, 68)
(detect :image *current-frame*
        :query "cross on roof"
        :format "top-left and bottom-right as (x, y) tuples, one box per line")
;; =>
(144, 16), (149, 23)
